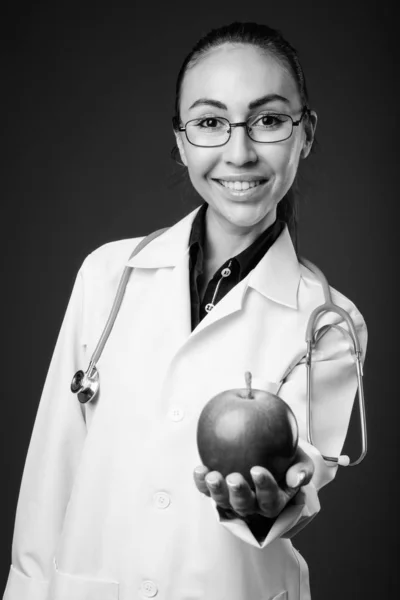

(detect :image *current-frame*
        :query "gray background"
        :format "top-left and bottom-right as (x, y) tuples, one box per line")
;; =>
(1, 1), (397, 598)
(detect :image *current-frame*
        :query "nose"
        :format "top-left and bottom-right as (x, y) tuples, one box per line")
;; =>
(223, 124), (258, 166)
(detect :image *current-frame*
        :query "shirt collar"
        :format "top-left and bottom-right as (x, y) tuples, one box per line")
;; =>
(126, 204), (300, 309)
(189, 202), (285, 278)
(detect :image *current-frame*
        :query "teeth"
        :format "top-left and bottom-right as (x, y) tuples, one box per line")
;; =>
(219, 180), (263, 191)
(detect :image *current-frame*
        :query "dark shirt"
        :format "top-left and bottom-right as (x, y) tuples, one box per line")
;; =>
(189, 203), (285, 331)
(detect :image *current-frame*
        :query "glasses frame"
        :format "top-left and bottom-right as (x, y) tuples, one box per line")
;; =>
(172, 106), (310, 148)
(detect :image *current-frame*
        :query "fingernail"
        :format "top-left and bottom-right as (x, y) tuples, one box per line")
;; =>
(250, 468), (266, 486)
(206, 475), (220, 489)
(227, 479), (241, 491)
(251, 468), (263, 479)
(195, 466), (206, 476)
(296, 472), (306, 487)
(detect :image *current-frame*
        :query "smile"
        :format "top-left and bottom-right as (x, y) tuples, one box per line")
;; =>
(213, 178), (268, 197)
(217, 179), (264, 191)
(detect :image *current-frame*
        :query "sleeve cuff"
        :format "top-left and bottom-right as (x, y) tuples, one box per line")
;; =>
(212, 481), (320, 549)
(3, 565), (49, 600)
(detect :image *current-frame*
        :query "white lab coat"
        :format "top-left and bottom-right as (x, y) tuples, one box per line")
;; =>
(3, 206), (367, 600)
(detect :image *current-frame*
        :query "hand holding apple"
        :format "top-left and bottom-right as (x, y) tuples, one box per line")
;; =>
(194, 371), (315, 520)
(193, 444), (314, 521)
(197, 371), (299, 487)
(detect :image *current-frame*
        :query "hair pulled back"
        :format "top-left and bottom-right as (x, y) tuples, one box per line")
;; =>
(172, 22), (312, 246)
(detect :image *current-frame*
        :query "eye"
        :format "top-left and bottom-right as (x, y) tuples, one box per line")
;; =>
(195, 117), (227, 130)
(251, 113), (288, 129)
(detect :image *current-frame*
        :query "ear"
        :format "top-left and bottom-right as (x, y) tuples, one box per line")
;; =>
(301, 110), (318, 159)
(174, 131), (188, 167)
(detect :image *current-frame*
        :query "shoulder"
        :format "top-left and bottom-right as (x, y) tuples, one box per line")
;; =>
(77, 237), (146, 312)
(79, 237), (145, 281)
(71, 237), (145, 345)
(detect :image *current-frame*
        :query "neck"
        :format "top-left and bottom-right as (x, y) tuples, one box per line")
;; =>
(203, 206), (277, 268)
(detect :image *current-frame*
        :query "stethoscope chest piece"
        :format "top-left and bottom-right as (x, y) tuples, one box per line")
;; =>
(71, 365), (100, 404)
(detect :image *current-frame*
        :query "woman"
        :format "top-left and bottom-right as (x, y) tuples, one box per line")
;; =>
(3, 22), (367, 600)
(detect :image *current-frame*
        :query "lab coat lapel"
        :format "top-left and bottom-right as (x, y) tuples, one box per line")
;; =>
(126, 208), (301, 350)
(164, 249), (192, 354)
(126, 206), (249, 346)
(191, 278), (247, 336)
(126, 208), (196, 357)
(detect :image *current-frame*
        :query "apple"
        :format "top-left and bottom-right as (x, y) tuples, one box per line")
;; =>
(196, 372), (298, 488)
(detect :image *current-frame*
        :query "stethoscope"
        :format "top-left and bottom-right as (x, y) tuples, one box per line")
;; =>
(71, 228), (367, 468)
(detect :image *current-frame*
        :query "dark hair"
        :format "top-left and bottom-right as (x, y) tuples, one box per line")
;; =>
(171, 22), (312, 247)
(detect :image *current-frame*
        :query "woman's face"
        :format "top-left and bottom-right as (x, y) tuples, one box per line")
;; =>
(176, 44), (316, 233)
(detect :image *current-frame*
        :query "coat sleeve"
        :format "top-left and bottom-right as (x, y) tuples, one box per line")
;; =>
(3, 263), (89, 600)
(212, 301), (368, 549)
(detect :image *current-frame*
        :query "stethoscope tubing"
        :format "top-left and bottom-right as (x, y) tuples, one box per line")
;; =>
(300, 258), (367, 467)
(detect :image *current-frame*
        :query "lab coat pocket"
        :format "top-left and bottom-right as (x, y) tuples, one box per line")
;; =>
(50, 560), (119, 600)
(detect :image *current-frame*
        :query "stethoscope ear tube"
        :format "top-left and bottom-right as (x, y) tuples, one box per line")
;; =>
(302, 259), (367, 467)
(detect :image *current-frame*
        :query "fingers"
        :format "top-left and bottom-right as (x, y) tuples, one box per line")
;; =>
(193, 465), (231, 510)
(193, 465), (210, 496)
(285, 446), (315, 490)
(250, 467), (289, 518)
(193, 466), (256, 515)
(205, 471), (232, 510)
(195, 450), (315, 522)
(225, 473), (257, 517)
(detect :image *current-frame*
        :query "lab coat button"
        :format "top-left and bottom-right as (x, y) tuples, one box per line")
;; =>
(154, 492), (171, 509)
(169, 406), (184, 421)
(140, 580), (158, 597)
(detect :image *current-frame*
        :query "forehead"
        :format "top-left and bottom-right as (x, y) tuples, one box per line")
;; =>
(180, 44), (300, 115)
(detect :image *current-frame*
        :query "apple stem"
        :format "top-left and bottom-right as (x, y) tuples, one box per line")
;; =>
(245, 371), (254, 399)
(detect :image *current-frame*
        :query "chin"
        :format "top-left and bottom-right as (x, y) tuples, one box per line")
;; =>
(224, 202), (276, 230)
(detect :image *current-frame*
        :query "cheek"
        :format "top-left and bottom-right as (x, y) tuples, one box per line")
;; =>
(184, 145), (218, 179)
(266, 140), (302, 181)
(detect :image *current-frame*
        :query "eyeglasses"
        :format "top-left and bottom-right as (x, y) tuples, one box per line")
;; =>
(173, 107), (310, 148)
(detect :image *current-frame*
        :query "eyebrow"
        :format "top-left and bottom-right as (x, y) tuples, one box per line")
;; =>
(188, 94), (290, 111)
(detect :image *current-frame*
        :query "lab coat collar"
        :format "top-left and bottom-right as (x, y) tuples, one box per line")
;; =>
(247, 226), (300, 309)
(126, 208), (197, 269)
(126, 205), (300, 310)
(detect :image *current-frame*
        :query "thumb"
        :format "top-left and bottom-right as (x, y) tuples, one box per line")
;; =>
(285, 446), (315, 489)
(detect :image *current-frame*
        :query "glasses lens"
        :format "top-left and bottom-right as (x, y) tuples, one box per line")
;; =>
(186, 117), (230, 147)
(248, 113), (293, 143)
